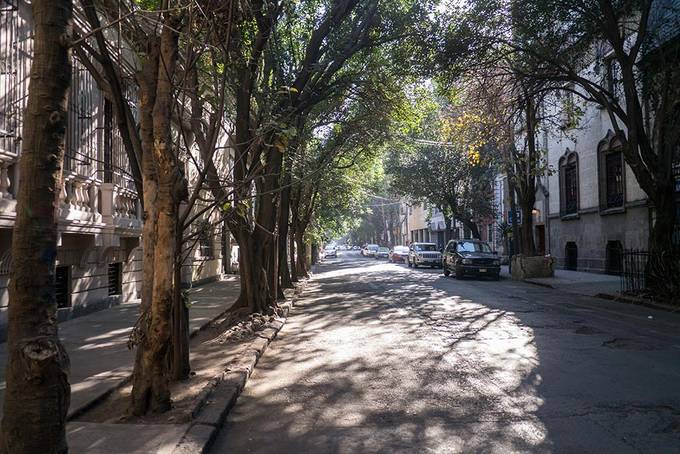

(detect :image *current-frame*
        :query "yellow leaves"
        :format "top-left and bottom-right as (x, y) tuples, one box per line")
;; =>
(440, 111), (489, 166)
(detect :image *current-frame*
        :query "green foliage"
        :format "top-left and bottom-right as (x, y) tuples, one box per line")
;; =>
(384, 83), (496, 228)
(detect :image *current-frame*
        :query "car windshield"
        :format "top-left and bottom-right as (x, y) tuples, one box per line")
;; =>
(414, 244), (437, 252)
(368, 245), (379, 250)
(394, 246), (408, 253)
(457, 241), (492, 253)
(378, 247), (389, 252)
(324, 246), (335, 251)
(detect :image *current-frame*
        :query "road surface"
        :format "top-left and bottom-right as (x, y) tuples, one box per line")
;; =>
(211, 251), (680, 453)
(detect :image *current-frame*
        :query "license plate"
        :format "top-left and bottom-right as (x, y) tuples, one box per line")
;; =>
(479, 268), (487, 272)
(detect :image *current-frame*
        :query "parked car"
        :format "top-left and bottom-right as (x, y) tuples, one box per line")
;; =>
(407, 242), (442, 268)
(442, 239), (500, 280)
(375, 246), (390, 259)
(363, 244), (379, 257)
(324, 245), (338, 258)
(389, 245), (409, 263)
(352, 245), (361, 250)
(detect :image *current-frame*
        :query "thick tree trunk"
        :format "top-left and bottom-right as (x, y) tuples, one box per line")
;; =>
(519, 198), (536, 256)
(236, 231), (272, 313)
(650, 186), (677, 253)
(0, 1), (72, 452)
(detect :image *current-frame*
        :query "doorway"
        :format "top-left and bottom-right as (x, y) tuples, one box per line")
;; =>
(605, 240), (623, 275)
(565, 242), (578, 270)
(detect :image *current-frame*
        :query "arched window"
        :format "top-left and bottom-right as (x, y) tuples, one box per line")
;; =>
(598, 130), (625, 211)
(559, 149), (579, 217)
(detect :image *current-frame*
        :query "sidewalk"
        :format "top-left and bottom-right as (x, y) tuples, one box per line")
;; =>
(501, 265), (621, 296)
(0, 275), (240, 426)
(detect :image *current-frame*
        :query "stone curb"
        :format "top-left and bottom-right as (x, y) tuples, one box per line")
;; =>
(520, 278), (680, 314)
(171, 279), (309, 454)
(595, 292), (680, 313)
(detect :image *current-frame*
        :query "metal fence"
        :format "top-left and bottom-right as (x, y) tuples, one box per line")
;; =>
(621, 249), (680, 305)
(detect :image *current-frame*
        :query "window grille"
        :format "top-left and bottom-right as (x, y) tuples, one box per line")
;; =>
(0, 4), (18, 154)
(198, 222), (214, 259)
(559, 150), (580, 217)
(65, 57), (98, 173)
(55, 266), (71, 308)
(564, 164), (578, 215)
(605, 151), (624, 208)
(108, 262), (122, 296)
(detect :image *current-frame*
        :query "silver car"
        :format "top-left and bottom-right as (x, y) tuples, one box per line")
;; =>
(407, 242), (442, 268)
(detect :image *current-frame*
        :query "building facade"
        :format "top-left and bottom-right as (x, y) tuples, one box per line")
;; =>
(0, 2), (227, 339)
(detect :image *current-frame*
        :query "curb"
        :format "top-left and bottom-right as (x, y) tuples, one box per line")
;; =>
(521, 279), (554, 289)
(66, 290), (237, 422)
(518, 277), (680, 314)
(171, 279), (308, 454)
(595, 292), (680, 313)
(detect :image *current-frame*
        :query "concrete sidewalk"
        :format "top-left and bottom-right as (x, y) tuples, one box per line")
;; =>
(501, 265), (621, 297)
(0, 275), (240, 423)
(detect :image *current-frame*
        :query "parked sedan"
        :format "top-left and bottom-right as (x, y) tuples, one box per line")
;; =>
(324, 245), (338, 258)
(375, 246), (390, 259)
(442, 239), (500, 280)
(389, 245), (409, 263)
(407, 242), (442, 268)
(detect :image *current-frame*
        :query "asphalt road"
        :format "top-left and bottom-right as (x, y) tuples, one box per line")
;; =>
(210, 251), (680, 454)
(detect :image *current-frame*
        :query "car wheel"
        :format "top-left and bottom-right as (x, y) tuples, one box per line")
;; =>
(444, 267), (450, 277)
(455, 268), (463, 279)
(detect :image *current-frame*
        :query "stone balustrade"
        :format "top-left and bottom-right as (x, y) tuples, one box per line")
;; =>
(59, 173), (102, 223)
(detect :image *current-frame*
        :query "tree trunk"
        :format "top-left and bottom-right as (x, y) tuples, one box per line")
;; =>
(278, 175), (293, 289)
(0, 1), (72, 452)
(289, 226), (298, 282)
(131, 14), (183, 415)
(295, 232), (308, 278)
(171, 228), (190, 381)
(518, 95), (538, 256)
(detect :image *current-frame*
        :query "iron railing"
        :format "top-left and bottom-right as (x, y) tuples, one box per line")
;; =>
(621, 248), (680, 305)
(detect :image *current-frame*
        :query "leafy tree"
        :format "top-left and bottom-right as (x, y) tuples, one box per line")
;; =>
(442, 0), (680, 253)
(386, 86), (496, 239)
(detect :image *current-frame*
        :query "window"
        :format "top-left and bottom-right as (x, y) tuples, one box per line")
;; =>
(605, 152), (624, 207)
(559, 150), (579, 217)
(598, 131), (625, 211)
(0, 3), (19, 153)
(604, 57), (623, 101)
(65, 56), (102, 173)
(457, 241), (492, 253)
(55, 266), (71, 308)
(103, 99), (113, 183)
(198, 221), (214, 259)
(108, 262), (122, 296)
